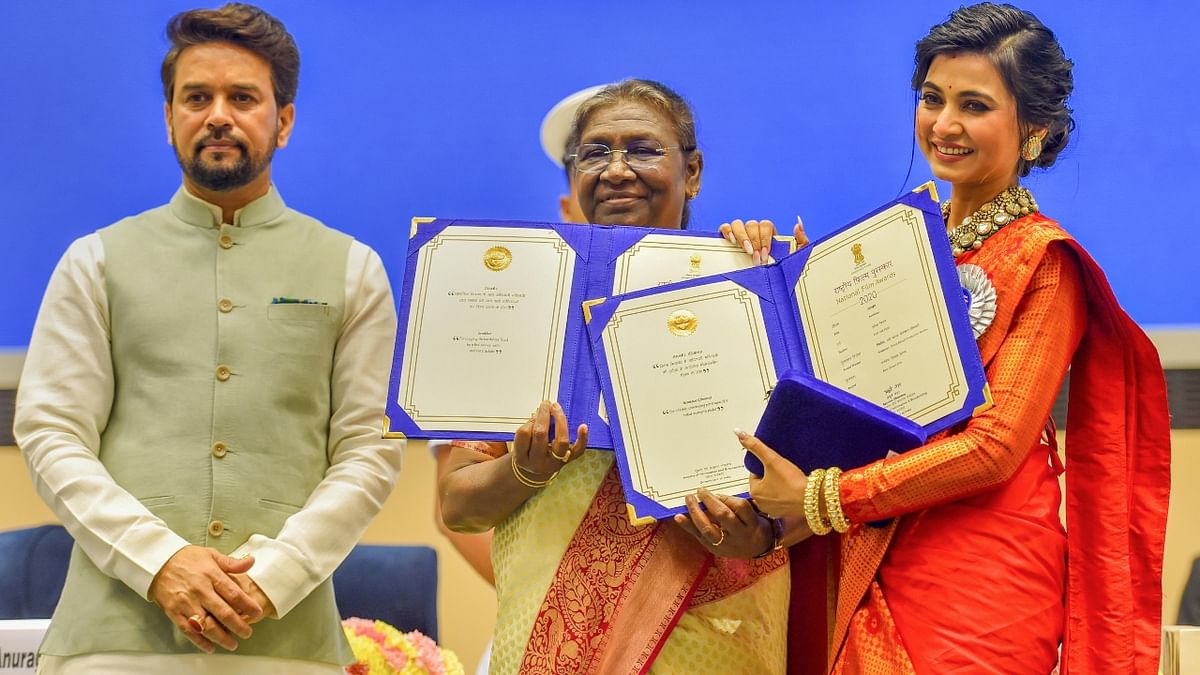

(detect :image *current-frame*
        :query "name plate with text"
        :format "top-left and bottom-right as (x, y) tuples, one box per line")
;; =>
(0, 619), (48, 674)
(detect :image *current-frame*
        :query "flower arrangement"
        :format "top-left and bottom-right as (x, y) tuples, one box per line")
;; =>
(342, 618), (465, 675)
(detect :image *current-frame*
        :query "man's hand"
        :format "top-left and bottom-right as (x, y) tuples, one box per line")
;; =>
(148, 545), (264, 653)
(232, 573), (278, 621)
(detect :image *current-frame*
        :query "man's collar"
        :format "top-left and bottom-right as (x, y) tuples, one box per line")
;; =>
(169, 184), (287, 228)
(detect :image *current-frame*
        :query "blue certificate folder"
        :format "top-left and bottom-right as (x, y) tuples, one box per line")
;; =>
(384, 217), (793, 447)
(584, 188), (990, 523)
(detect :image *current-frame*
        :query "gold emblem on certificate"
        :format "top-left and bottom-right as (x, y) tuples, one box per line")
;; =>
(667, 309), (699, 336)
(852, 243), (865, 265)
(483, 246), (512, 271)
(690, 254), (702, 272)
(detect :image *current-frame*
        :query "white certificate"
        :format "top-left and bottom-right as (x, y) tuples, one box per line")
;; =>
(598, 234), (771, 425)
(599, 281), (775, 512)
(795, 202), (970, 426)
(612, 234), (772, 293)
(396, 226), (576, 433)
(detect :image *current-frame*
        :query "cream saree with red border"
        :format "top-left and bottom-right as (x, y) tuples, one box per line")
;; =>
(485, 449), (789, 675)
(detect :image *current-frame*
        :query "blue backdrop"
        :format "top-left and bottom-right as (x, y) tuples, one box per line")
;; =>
(2, 1), (1197, 347)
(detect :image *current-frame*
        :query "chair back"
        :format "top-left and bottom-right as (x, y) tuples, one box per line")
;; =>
(333, 543), (439, 640)
(0, 526), (439, 641)
(0, 525), (72, 619)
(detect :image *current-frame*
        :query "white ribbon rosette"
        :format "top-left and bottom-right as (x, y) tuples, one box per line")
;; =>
(957, 263), (997, 340)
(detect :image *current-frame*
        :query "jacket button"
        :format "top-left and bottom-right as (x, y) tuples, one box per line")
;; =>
(215, 365), (232, 381)
(208, 520), (225, 537)
(212, 442), (228, 458)
(218, 298), (234, 313)
(218, 235), (234, 249)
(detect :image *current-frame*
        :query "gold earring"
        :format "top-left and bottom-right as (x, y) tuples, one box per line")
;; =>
(1021, 135), (1043, 162)
(687, 189), (699, 199)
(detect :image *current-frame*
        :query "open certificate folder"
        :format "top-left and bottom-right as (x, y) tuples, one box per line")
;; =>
(384, 218), (793, 446)
(584, 187), (991, 523)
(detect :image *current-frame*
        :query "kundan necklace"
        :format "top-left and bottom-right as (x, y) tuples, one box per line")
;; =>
(943, 185), (1038, 257)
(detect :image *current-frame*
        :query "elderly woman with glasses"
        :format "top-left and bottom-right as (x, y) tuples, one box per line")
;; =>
(440, 79), (801, 675)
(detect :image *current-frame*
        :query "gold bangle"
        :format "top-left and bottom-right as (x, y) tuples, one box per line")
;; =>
(510, 450), (557, 488)
(804, 468), (831, 535)
(823, 467), (850, 533)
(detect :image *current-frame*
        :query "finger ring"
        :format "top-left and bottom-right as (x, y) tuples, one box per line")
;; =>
(710, 527), (726, 547)
(187, 614), (206, 633)
(549, 447), (571, 462)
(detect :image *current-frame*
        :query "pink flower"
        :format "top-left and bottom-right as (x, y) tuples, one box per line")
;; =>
(341, 617), (461, 675)
(407, 630), (445, 675)
(381, 646), (410, 672)
(343, 617), (411, 672)
(344, 617), (391, 648)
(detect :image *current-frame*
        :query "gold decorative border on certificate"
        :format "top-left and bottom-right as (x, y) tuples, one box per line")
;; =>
(581, 297), (606, 325)
(974, 383), (994, 416)
(777, 233), (799, 255)
(626, 504), (658, 527)
(604, 285), (774, 503)
(612, 237), (756, 294)
(410, 216), (437, 239)
(398, 229), (574, 429)
(381, 415), (407, 440)
(912, 180), (940, 203)
(795, 204), (967, 425)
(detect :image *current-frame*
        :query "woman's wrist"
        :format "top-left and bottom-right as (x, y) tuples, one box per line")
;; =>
(778, 512), (816, 547)
(510, 450), (558, 489)
(753, 512), (784, 558)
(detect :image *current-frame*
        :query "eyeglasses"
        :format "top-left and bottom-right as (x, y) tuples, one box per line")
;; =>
(567, 142), (685, 174)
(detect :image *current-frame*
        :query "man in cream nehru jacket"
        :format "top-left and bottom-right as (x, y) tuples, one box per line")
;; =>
(13, 4), (402, 673)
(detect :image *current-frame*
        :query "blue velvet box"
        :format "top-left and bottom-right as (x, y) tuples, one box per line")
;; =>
(745, 369), (926, 478)
(385, 218), (792, 447)
(584, 187), (990, 523)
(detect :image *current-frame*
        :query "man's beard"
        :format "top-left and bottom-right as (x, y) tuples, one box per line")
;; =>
(176, 132), (275, 192)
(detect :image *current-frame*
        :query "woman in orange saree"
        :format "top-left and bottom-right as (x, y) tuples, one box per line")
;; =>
(440, 79), (803, 674)
(743, 4), (1171, 674)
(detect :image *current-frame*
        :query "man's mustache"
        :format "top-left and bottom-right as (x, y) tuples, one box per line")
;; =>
(194, 131), (247, 154)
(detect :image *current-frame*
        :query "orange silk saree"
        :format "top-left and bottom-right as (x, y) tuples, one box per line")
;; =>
(788, 214), (1170, 674)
